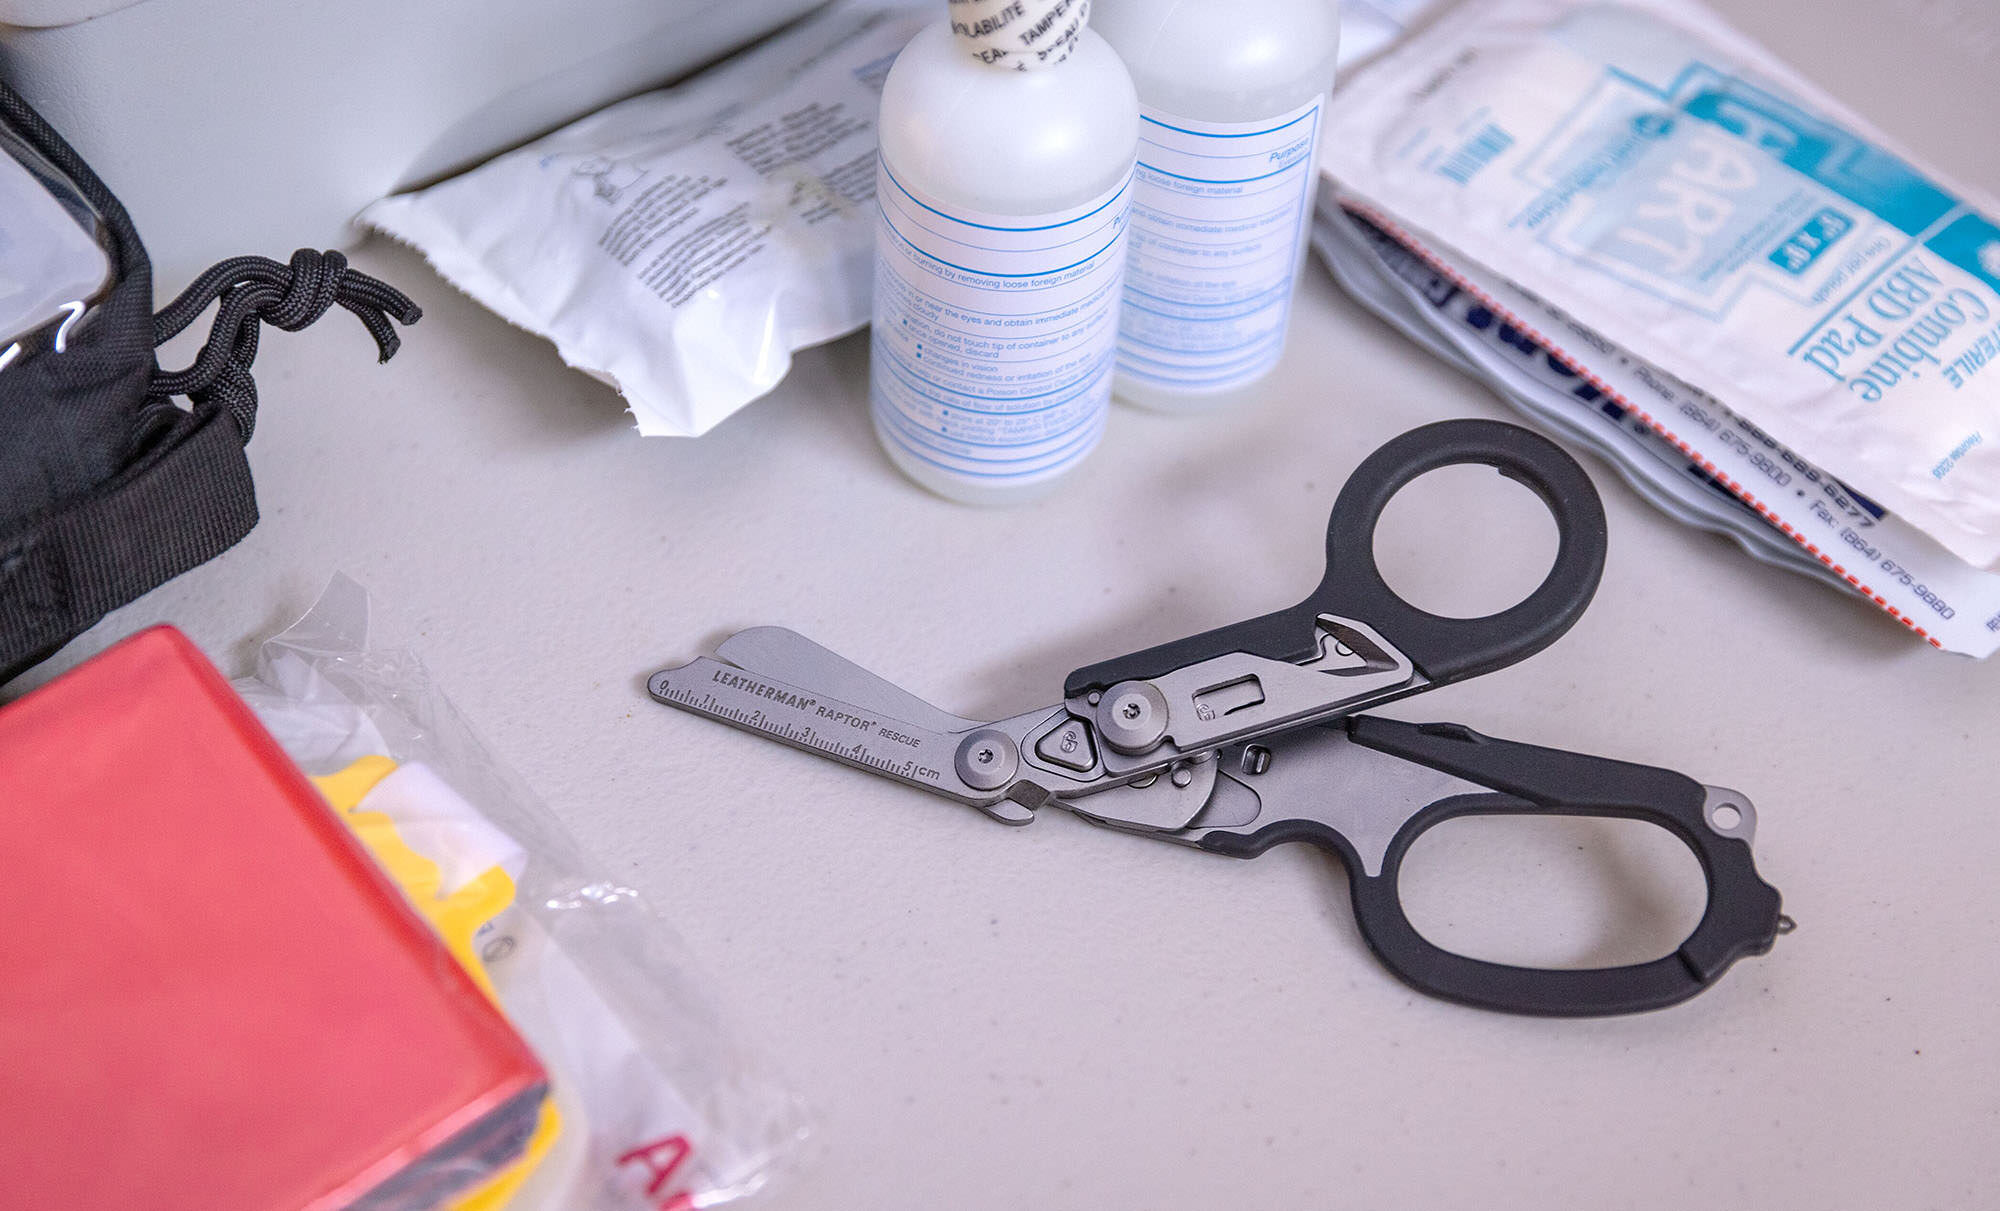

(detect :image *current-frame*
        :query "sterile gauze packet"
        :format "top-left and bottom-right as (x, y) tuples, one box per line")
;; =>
(1321, 0), (2000, 569)
(1312, 197), (2000, 655)
(361, 0), (926, 437)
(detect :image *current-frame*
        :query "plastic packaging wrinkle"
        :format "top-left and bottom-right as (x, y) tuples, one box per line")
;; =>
(0, 141), (110, 347)
(232, 575), (810, 1211)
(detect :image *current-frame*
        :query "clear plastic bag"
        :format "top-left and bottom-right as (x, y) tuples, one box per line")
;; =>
(233, 574), (809, 1211)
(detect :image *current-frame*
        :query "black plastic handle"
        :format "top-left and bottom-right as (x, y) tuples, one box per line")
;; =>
(1200, 716), (1785, 1017)
(1066, 419), (1608, 697)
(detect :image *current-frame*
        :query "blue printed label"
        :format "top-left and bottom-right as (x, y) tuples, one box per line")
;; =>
(1115, 96), (1323, 393)
(871, 161), (1131, 483)
(1769, 208), (1853, 275)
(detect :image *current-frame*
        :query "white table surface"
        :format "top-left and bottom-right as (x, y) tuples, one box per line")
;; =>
(12, 2), (2000, 1207)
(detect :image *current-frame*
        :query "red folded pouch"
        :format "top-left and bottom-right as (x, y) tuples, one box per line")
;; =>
(0, 626), (547, 1211)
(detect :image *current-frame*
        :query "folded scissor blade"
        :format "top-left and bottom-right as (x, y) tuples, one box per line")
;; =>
(647, 654), (1035, 822)
(716, 626), (980, 735)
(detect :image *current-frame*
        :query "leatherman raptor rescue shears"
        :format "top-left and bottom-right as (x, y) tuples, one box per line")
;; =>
(649, 420), (1786, 1016)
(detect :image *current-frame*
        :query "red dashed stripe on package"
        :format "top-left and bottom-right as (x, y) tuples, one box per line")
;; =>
(1346, 203), (2000, 657)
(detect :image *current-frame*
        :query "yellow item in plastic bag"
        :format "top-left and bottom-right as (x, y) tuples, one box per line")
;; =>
(314, 756), (561, 1211)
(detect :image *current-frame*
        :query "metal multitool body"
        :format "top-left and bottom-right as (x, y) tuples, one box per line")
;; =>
(650, 420), (1786, 1016)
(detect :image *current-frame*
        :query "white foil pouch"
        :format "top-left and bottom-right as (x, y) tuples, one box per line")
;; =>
(361, 0), (926, 437)
(1322, 0), (2000, 568)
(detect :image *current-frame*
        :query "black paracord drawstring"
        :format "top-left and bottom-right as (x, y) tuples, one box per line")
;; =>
(149, 249), (422, 441)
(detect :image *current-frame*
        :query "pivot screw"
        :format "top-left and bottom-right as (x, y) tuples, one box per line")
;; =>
(954, 729), (1019, 791)
(1094, 681), (1169, 755)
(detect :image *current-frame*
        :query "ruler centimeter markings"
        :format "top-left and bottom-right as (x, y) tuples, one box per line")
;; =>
(650, 660), (964, 795)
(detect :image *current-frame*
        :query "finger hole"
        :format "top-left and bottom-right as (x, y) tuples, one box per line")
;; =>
(1370, 464), (1561, 620)
(1396, 815), (1706, 969)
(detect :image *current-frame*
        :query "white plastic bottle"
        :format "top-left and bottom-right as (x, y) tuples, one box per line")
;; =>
(869, 1), (1140, 505)
(1091, 0), (1342, 414)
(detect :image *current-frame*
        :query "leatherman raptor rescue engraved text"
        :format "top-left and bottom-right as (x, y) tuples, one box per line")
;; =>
(649, 420), (1787, 1016)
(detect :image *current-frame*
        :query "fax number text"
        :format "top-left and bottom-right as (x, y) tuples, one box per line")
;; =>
(1839, 528), (1956, 618)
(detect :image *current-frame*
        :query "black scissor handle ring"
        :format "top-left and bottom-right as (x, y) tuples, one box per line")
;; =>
(1063, 420), (1605, 699)
(1349, 798), (1778, 1017)
(1195, 716), (1785, 1017)
(1346, 715), (1781, 1016)
(1315, 418), (1607, 684)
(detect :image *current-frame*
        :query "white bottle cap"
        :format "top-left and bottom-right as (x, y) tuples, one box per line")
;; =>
(948, 0), (1091, 70)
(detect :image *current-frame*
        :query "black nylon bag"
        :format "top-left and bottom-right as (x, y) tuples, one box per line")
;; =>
(0, 80), (420, 682)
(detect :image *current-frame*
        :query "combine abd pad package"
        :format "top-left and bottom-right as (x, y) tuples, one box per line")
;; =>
(363, 0), (926, 437)
(1321, 0), (2000, 570)
(1313, 198), (2000, 655)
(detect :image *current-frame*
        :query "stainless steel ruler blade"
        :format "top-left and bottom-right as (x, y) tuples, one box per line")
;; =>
(648, 657), (982, 805)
